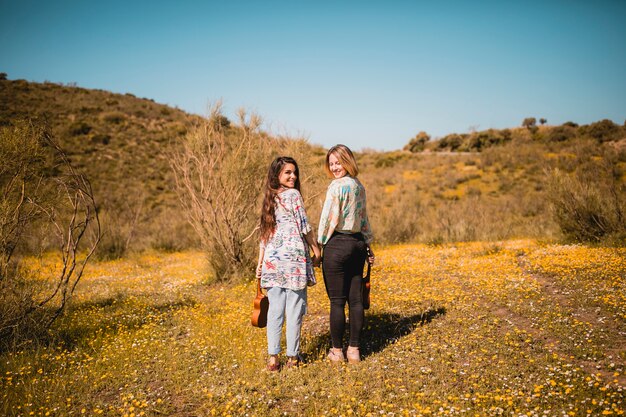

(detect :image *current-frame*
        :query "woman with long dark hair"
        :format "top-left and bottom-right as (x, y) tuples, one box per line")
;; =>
(257, 156), (321, 371)
(318, 145), (375, 364)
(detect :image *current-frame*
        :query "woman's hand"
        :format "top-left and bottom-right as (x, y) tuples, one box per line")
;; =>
(256, 263), (262, 279)
(312, 247), (322, 268)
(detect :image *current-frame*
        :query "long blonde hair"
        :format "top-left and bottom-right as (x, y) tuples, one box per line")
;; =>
(324, 144), (359, 178)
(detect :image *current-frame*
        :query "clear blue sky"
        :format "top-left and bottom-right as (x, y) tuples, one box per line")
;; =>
(2, 0), (625, 151)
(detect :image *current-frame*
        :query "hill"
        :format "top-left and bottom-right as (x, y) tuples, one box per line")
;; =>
(2, 77), (625, 256)
(1, 77), (207, 254)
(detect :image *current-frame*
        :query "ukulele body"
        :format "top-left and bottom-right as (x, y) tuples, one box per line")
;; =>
(251, 290), (269, 328)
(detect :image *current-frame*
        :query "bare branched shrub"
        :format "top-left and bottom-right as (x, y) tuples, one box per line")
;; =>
(171, 104), (274, 281)
(0, 121), (101, 348)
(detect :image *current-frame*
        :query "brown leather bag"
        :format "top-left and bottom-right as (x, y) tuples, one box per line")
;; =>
(251, 278), (269, 328)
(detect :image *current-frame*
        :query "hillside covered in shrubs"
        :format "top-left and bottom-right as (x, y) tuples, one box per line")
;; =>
(1, 76), (207, 257)
(404, 117), (626, 153)
(2, 75), (625, 267)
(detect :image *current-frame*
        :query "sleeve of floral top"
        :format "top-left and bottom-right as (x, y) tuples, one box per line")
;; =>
(317, 184), (340, 245)
(288, 190), (312, 235)
(361, 200), (373, 244)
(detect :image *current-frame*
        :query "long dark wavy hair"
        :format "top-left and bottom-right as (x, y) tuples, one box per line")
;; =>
(259, 156), (301, 243)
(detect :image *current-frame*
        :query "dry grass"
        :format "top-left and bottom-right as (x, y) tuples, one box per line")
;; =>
(359, 139), (626, 245)
(2, 242), (624, 416)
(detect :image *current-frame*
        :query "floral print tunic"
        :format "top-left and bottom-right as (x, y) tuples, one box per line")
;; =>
(260, 188), (315, 290)
(318, 176), (373, 245)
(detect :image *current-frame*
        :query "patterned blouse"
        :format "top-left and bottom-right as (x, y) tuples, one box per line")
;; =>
(317, 176), (373, 245)
(260, 188), (315, 290)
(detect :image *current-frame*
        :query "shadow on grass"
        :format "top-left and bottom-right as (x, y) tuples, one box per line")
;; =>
(302, 306), (446, 362)
(0, 295), (200, 353)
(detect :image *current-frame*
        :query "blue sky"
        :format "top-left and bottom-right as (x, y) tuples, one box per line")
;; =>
(2, 0), (625, 151)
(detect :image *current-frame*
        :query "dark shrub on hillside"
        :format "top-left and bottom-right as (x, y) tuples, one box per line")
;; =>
(68, 121), (92, 136)
(79, 106), (101, 114)
(91, 134), (111, 145)
(209, 114), (231, 130)
(465, 129), (511, 151)
(438, 134), (464, 151)
(547, 125), (576, 142)
(375, 151), (407, 167)
(102, 111), (126, 124)
(563, 121), (579, 128)
(579, 119), (621, 142)
(404, 131), (430, 153)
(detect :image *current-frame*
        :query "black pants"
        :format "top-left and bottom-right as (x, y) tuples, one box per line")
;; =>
(322, 233), (367, 348)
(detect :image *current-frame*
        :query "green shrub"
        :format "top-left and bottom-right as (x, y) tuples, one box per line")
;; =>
(547, 125), (576, 142)
(464, 129), (511, 151)
(579, 119), (622, 142)
(438, 134), (464, 151)
(404, 131), (430, 153)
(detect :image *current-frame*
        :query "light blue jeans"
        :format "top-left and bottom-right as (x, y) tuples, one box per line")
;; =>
(266, 287), (307, 357)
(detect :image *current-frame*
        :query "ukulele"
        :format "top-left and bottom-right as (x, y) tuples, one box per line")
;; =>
(251, 278), (269, 328)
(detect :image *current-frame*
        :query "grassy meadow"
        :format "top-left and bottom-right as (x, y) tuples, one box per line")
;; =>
(2, 241), (624, 416)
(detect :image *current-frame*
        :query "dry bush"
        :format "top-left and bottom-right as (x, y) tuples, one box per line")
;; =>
(171, 104), (325, 282)
(0, 121), (100, 348)
(376, 205), (422, 244)
(171, 106), (265, 280)
(547, 163), (625, 243)
(93, 188), (145, 260)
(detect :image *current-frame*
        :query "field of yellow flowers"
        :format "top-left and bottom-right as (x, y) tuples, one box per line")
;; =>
(2, 241), (624, 416)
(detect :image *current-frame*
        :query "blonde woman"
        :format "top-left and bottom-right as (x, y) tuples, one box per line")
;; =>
(318, 144), (374, 363)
